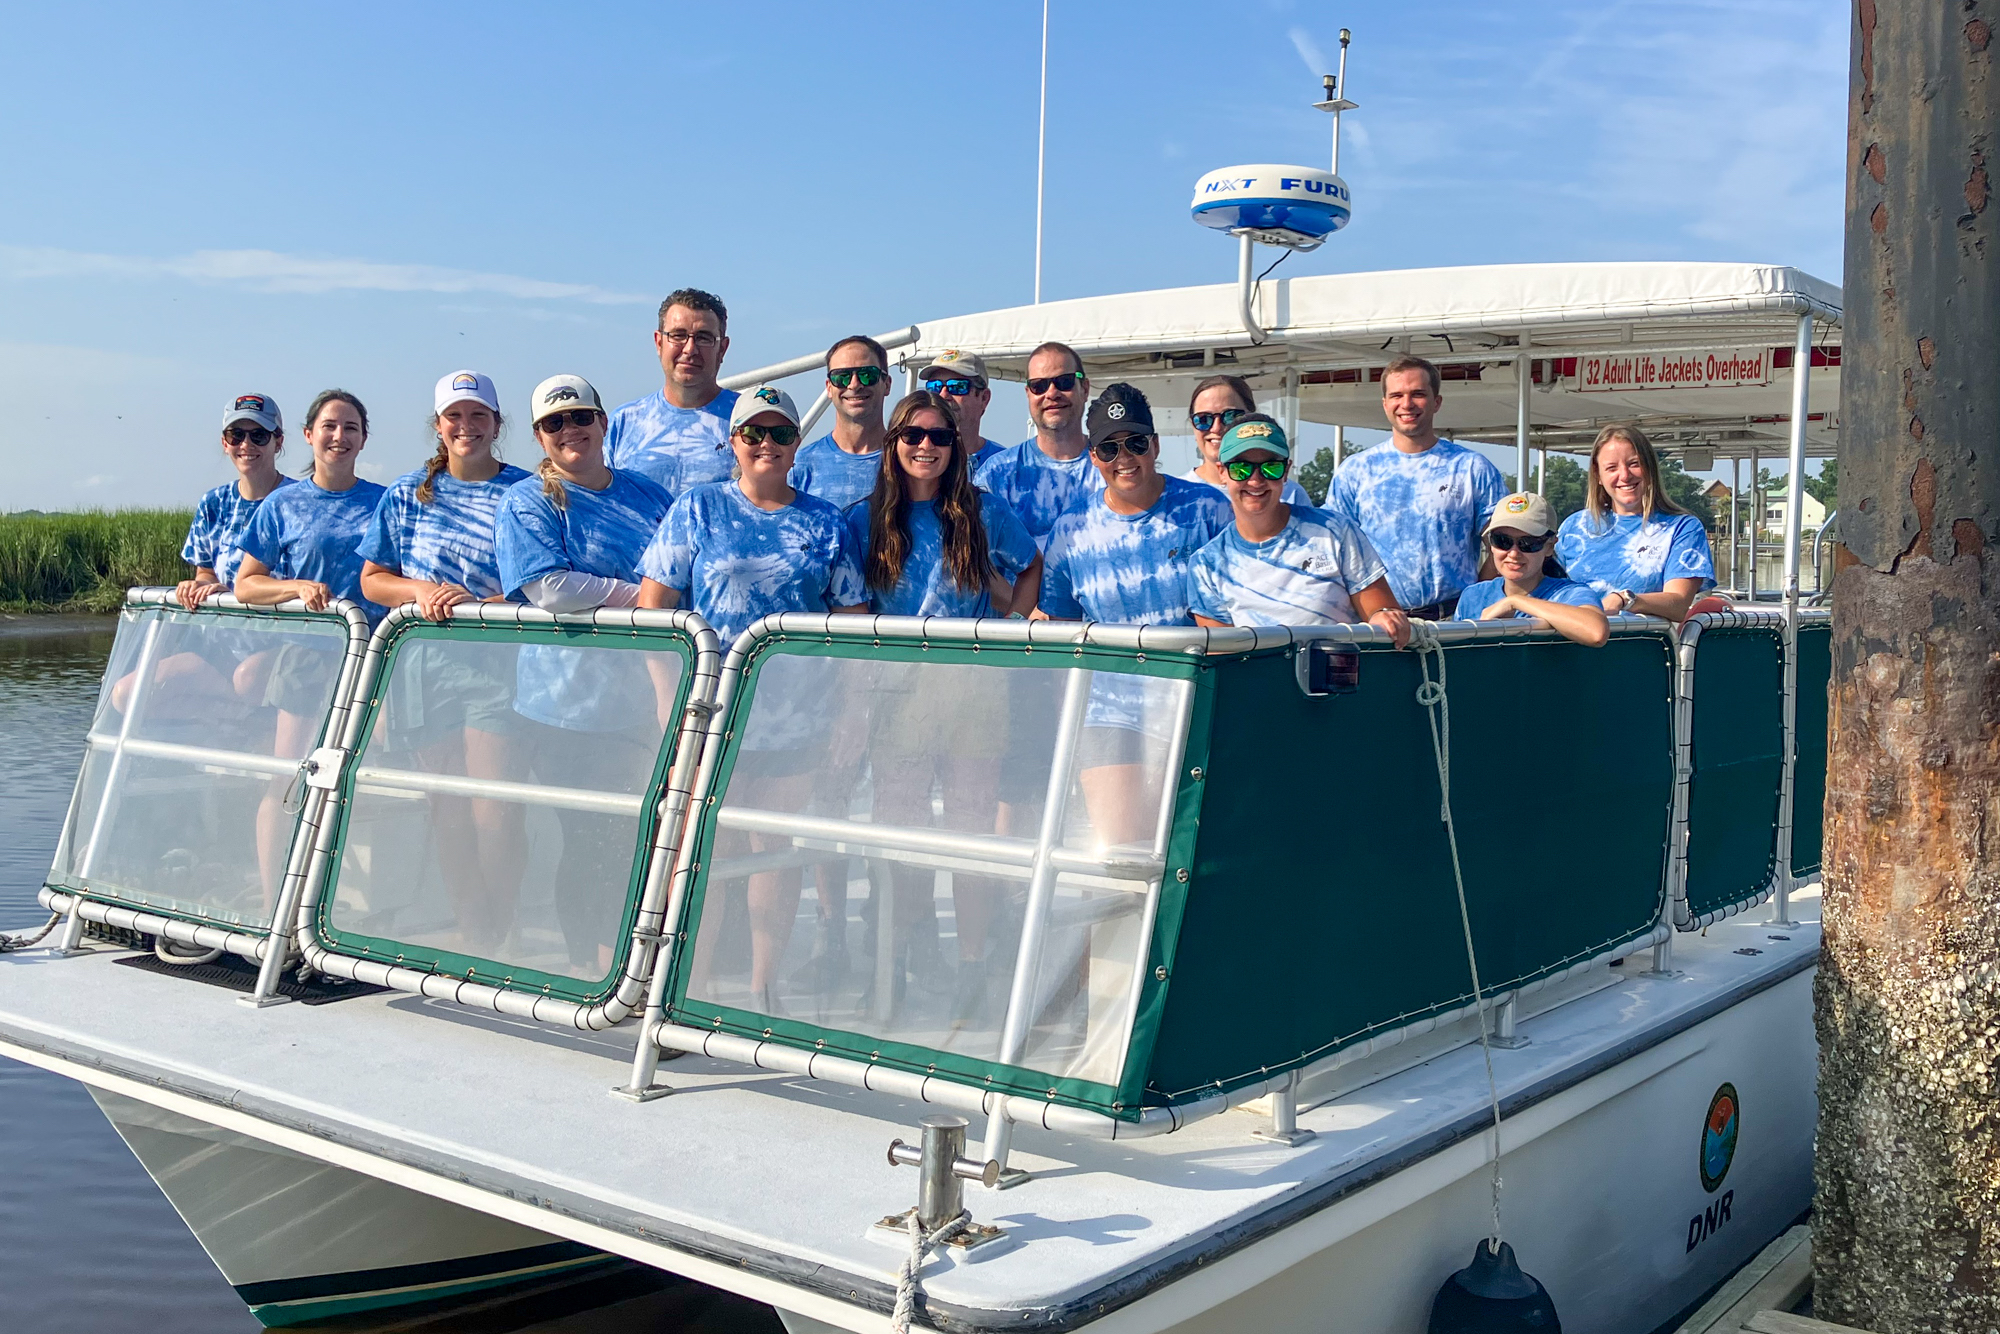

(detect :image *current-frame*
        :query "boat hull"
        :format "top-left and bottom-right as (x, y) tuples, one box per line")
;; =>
(89, 1087), (618, 1326)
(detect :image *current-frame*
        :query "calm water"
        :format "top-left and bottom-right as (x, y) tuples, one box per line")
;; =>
(0, 617), (777, 1334)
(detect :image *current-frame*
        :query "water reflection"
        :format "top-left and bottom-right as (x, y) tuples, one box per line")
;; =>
(0, 616), (778, 1334)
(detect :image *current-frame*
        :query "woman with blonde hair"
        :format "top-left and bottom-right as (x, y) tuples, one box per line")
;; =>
(1554, 423), (1715, 622)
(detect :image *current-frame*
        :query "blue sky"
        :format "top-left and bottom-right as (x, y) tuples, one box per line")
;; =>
(0, 0), (1848, 510)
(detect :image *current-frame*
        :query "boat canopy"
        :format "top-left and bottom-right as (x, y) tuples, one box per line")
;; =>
(733, 262), (1842, 461)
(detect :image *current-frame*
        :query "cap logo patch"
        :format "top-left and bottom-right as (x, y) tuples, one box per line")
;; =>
(235, 395), (266, 412)
(1236, 422), (1273, 439)
(755, 387), (782, 406)
(942, 349), (960, 359)
(452, 373), (479, 392)
(1505, 495), (1531, 512)
(544, 385), (580, 405)
(1106, 402), (1126, 420)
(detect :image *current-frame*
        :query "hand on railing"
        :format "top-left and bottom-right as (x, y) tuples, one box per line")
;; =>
(174, 578), (230, 612)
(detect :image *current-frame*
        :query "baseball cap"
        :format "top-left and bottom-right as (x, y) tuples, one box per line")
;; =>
(223, 393), (282, 433)
(1217, 414), (1291, 464)
(1483, 492), (1559, 538)
(729, 384), (802, 432)
(435, 369), (500, 416)
(918, 350), (988, 385)
(530, 375), (604, 426)
(1085, 383), (1155, 448)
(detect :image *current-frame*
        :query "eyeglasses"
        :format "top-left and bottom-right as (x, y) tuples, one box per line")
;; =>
(1026, 372), (1084, 395)
(827, 366), (887, 390)
(1224, 459), (1287, 482)
(661, 329), (720, 349)
(925, 378), (983, 397)
(736, 423), (801, 447)
(1190, 408), (1250, 434)
(894, 426), (957, 449)
(537, 410), (601, 433)
(223, 426), (274, 447)
(1487, 531), (1552, 553)
(1090, 434), (1154, 461)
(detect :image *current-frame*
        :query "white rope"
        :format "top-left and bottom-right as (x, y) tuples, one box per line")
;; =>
(154, 936), (224, 967)
(891, 1208), (969, 1334)
(0, 913), (62, 953)
(1410, 622), (1506, 1246)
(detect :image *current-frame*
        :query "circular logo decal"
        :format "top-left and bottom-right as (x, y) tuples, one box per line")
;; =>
(1700, 1083), (1739, 1193)
(1106, 402), (1126, 420)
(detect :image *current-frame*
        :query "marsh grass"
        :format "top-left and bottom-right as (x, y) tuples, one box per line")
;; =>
(0, 511), (193, 613)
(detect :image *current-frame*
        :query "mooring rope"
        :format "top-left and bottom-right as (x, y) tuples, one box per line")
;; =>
(0, 913), (62, 953)
(891, 1208), (969, 1334)
(1410, 623), (1507, 1246)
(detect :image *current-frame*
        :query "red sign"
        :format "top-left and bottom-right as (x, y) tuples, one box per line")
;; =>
(1574, 347), (1771, 393)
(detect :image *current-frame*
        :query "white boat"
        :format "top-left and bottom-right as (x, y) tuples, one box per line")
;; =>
(0, 66), (1843, 1315)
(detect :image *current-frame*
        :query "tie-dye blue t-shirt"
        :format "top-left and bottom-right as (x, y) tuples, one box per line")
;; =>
(1554, 511), (1716, 597)
(844, 492), (1038, 618)
(183, 476), (296, 587)
(357, 463), (532, 598)
(1327, 439), (1507, 611)
(1040, 475), (1232, 626)
(238, 476), (389, 622)
(970, 437), (1003, 470)
(495, 468), (675, 733)
(788, 435), (884, 510)
(638, 482), (867, 644)
(1186, 505), (1387, 627)
(973, 440), (1105, 550)
(1452, 574), (1604, 620)
(604, 388), (738, 495)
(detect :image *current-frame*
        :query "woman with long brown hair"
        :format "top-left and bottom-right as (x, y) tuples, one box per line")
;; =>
(1553, 423), (1716, 622)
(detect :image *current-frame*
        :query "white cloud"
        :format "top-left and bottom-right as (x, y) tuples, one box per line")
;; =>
(1287, 26), (1328, 78)
(0, 244), (648, 305)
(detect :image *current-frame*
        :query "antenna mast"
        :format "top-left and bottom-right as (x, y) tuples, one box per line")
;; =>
(1034, 0), (1049, 304)
(1314, 29), (1358, 176)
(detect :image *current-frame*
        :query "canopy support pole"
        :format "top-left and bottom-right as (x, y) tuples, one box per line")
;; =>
(1514, 351), (1531, 491)
(1238, 234), (1267, 344)
(1731, 455), (1743, 592)
(1748, 446), (1760, 602)
(796, 388), (831, 440)
(1772, 311), (1813, 929)
(1333, 424), (1347, 474)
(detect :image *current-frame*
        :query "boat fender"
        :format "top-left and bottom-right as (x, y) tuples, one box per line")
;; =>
(1426, 1239), (1560, 1333)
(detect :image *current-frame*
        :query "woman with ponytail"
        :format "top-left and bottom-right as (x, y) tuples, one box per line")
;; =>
(354, 371), (530, 954)
(494, 374), (675, 976)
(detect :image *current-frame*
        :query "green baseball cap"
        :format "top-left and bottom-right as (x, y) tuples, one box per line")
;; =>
(1217, 414), (1291, 463)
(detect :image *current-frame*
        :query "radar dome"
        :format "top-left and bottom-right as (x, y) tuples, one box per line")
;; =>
(1190, 164), (1351, 250)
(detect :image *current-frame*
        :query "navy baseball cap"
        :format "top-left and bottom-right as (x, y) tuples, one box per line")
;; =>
(1086, 383), (1155, 447)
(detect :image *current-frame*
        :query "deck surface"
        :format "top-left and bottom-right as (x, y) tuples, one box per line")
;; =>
(0, 897), (1820, 1327)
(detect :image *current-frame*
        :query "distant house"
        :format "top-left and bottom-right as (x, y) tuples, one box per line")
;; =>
(1701, 480), (1733, 508)
(1761, 484), (1826, 535)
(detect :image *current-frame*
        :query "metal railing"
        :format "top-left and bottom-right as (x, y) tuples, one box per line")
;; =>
(280, 603), (722, 1028)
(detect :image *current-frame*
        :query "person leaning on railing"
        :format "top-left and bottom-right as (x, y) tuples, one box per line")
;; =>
(494, 374), (677, 976)
(1452, 493), (1608, 647)
(1553, 423), (1716, 623)
(1186, 414), (1409, 647)
(636, 383), (868, 1015)
(177, 392), (296, 611)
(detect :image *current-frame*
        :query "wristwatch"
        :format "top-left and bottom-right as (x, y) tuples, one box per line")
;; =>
(1618, 589), (1639, 611)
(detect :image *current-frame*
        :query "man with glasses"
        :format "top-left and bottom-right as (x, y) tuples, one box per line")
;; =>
(1187, 415), (1408, 644)
(788, 335), (892, 509)
(605, 288), (737, 494)
(1326, 353), (1506, 619)
(973, 341), (1104, 549)
(919, 350), (1003, 470)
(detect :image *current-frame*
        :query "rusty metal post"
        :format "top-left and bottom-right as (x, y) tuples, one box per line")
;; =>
(1817, 3), (2000, 1329)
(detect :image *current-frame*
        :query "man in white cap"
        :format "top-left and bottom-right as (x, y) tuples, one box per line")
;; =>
(920, 350), (1003, 470)
(605, 288), (737, 494)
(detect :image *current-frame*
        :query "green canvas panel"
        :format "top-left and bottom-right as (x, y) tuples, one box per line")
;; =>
(1683, 626), (1785, 922)
(1790, 623), (1831, 878)
(1143, 634), (1674, 1104)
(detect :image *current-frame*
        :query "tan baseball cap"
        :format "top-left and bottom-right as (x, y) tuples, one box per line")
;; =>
(1484, 492), (1558, 538)
(918, 349), (988, 384)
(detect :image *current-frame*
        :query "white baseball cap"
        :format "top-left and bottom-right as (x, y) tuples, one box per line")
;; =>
(728, 384), (802, 432)
(434, 369), (500, 415)
(1483, 492), (1559, 538)
(223, 393), (282, 433)
(530, 374), (605, 426)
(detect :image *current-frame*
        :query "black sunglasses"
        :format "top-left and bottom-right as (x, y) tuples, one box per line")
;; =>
(1026, 372), (1084, 395)
(223, 426), (275, 447)
(537, 409), (601, 433)
(1090, 434), (1154, 461)
(1487, 531), (1552, 553)
(828, 366), (887, 390)
(1190, 408), (1250, 434)
(924, 378), (983, 397)
(736, 423), (802, 446)
(894, 425), (957, 449)
(1224, 459), (1287, 482)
